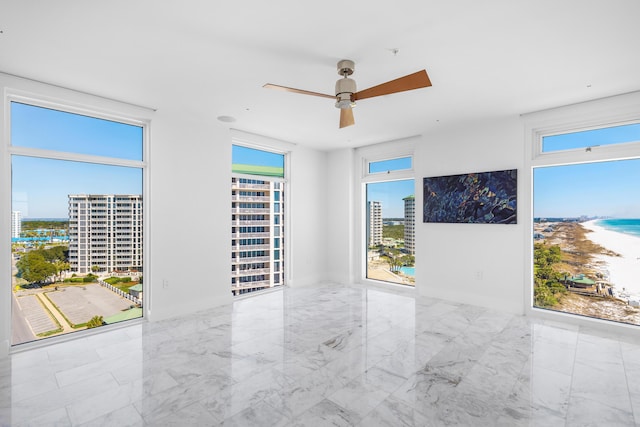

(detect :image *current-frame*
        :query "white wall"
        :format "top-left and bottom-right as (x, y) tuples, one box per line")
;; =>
(325, 148), (355, 284)
(146, 109), (233, 321)
(414, 118), (525, 314)
(288, 145), (329, 287)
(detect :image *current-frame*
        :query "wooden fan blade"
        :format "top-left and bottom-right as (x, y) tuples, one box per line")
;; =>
(263, 83), (335, 99)
(353, 70), (432, 101)
(339, 107), (355, 128)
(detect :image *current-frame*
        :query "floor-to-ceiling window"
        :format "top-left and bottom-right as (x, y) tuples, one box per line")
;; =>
(361, 153), (416, 286)
(10, 100), (147, 346)
(531, 120), (640, 326)
(231, 144), (286, 296)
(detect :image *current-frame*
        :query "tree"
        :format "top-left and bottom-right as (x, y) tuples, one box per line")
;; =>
(402, 254), (415, 267)
(53, 261), (70, 281)
(386, 254), (403, 273)
(86, 316), (104, 329)
(16, 252), (57, 284)
(383, 224), (404, 240)
(534, 283), (558, 307)
(42, 245), (68, 263)
(533, 243), (567, 308)
(534, 243), (561, 268)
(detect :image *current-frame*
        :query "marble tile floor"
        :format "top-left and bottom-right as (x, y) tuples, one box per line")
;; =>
(1, 283), (640, 426)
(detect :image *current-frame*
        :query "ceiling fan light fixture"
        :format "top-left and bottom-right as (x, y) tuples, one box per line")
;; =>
(335, 93), (355, 109)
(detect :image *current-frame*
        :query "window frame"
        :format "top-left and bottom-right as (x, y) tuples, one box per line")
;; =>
(523, 91), (640, 332)
(230, 131), (292, 295)
(367, 155), (413, 175)
(3, 86), (151, 352)
(355, 137), (417, 289)
(539, 121), (640, 156)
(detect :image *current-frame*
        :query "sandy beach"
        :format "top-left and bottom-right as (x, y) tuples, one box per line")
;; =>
(582, 219), (640, 301)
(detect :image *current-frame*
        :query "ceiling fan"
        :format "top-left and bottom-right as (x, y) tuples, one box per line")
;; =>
(263, 60), (432, 128)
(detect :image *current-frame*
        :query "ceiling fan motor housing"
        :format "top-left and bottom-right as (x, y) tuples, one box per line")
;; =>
(337, 59), (355, 76)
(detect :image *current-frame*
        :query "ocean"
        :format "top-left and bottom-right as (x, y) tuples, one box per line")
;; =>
(596, 219), (640, 238)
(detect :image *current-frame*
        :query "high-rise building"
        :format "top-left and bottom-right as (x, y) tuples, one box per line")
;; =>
(11, 211), (22, 239)
(231, 178), (284, 295)
(367, 201), (383, 247)
(403, 195), (415, 254)
(68, 194), (143, 274)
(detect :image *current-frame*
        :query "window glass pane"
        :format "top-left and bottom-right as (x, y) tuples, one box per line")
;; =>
(231, 146), (285, 296)
(368, 156), (412, 174)
(11, 102), (143, 160)
(542, 123), (640, 153)
(12, 156), (143, 345)
(533, 158), (640, 326)
(366, 179), (415, 286)
(232, 145), (284, 177)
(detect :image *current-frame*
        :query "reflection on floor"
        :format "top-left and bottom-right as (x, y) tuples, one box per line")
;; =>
(1, 284), (639, 426)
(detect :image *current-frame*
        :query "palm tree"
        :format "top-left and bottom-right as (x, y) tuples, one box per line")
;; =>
(387, 255), (403, 273)
(53, 261), (70, 282)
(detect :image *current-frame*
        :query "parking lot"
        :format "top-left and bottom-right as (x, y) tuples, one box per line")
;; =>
(13, 283), (135, 340)
(46, 283), (134, 326)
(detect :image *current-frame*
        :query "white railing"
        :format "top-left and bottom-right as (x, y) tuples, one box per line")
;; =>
(231, 232), (270, 238)
(231, 244), (270, 251)
(232, 268), (271, 276)
(232, 182), (270, 190)
(234, 220), (271, 226)
(233, 280), (271, 289)
(232, 256), (270, 262)
(98, 279), (142, 305)
(231, 208), (270, 214)
(231, 195), (271, 202)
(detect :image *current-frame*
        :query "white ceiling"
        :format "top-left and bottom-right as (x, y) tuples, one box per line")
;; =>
(2, 1), (640, 151)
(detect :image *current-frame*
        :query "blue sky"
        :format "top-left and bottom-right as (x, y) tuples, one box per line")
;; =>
(534, 159), (640, 218)
(543, 123), (640, 152)
(368, 180), (415, 218)
(12, 157), (143, 218)
(367, 157), (414, 218)
(11, 102), (143, 160)
(232, 145), (284, 168)
(11, 102), (143, 218)
(535, 125), (640, 218)
(369, 156), (411, 173)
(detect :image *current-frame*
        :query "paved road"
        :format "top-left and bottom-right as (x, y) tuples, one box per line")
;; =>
(11, 293), (35, 345)
(11, 254), (38, 345)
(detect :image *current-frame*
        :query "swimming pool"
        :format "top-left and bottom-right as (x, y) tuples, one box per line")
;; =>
(399, 266), (415, 277)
